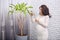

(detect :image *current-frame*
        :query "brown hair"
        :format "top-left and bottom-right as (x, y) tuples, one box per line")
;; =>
(39, 5), (51, 18)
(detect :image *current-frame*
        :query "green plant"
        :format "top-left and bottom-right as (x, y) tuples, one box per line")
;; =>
(8, 2), (33, 16)
(8, 2), (33, 36)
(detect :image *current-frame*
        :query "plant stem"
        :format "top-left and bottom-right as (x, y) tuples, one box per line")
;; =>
(20, 25), (24, 36)
(17, 14), (24, 36)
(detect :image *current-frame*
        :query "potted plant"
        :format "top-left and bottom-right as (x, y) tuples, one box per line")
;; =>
(8, 2), (33, 40)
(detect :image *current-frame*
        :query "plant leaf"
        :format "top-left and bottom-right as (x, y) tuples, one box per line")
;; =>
(27, 6), (33, 8)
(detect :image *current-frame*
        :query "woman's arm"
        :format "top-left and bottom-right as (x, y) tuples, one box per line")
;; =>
(29, 11), (36, 22)
(30, 15), (35, 23)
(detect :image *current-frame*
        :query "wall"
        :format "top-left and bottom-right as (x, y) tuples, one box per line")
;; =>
(0, 0), (60, 40)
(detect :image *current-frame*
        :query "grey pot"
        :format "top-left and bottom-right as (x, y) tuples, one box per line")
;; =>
(16, 35), (28, 40)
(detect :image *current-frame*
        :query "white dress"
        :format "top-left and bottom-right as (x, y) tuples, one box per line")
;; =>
(31, 15), (49, 40)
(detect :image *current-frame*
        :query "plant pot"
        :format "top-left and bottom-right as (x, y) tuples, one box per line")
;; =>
(16, 34), (28, 40)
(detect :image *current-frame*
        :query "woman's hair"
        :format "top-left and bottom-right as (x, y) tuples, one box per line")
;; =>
(39, 5), (51, 18)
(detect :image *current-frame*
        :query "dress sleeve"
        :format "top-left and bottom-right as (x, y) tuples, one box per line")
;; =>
(38, 16), (49, 28)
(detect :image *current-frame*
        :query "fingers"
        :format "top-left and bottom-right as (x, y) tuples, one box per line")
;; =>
(29, 11), (35, 16)
(35, 18), (39, 23)
(35, 19), (38, 22)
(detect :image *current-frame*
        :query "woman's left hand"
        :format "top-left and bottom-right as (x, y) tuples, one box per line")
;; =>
(35, 19), (39, 23)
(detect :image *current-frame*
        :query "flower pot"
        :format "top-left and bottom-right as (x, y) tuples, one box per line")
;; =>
(16, 34), (28, 40)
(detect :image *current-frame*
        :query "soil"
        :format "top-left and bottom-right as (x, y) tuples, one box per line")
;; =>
(17, 34), (27, 36)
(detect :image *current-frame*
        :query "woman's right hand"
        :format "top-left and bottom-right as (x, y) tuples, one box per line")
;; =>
(29, 11), (35, 16)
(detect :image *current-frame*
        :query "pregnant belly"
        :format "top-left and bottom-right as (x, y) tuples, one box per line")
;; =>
(36, 25), (48, 33)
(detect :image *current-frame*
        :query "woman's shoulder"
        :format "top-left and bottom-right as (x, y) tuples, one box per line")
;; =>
(37, 15), (49, 18)
(45, 15), (49, 18)
(39, 15), (49, 20)
(35, 15), (49, 19)
(44, 15), (49, 21)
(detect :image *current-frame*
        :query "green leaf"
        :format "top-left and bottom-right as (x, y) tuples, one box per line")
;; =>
(27, 6), (33, 8)
(8, 10), (14, 15)
(8, 2), (33, 16)
(10, 4), (15, 7)
(9, 6), (13, 8)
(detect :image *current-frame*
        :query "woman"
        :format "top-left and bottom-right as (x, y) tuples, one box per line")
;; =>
(29, 5), (51, 40)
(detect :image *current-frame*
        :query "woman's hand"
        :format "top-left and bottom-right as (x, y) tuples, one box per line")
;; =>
(29, 13), (34, 16)
(35, 18), (39, 23)
(29, 11), (35, 16)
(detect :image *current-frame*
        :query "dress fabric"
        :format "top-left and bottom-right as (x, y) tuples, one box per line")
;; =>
(30, 15), (49, 40)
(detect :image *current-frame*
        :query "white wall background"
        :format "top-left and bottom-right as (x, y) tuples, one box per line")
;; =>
(0, 0), (60, 40)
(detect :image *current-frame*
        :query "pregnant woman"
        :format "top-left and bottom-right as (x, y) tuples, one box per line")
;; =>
(29, 5), (51, 40)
